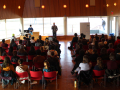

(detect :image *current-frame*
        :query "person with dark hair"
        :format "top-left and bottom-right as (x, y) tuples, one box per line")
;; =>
(100, 34), (105, 40)
(114, 36), (120, 48)
(47, 52), (61, 75)
(35, 39), (41, 46)
(115, 44), (120, 60)
(68, 33), (78, 50)
(94, 57), (104, 70)
(30, 37), (35, 46)
(28, 25), (33, 36)
(17, 45), (28, 56)
(75, 43), (83, 55)
(26, 40), (32, 47)
(0, 47), (7, 56)
(86, 44), (93, 54)
(28, 46), (36, 55)
(93, 41), (99, 49)
(33, 50), (45, 63)
(17, 40), (23, 50)
(51, 22), (58, 38)
(107, 43), (115, 55)
(22, 37), (27, 45)
(11, 51), (20, 62)
(100, 48), (109, 60)
(11, 34), (17, 41)
(107, 36), (115, 45)
(94, 34), (99, 41)
(1, 39), (8, 47)
(10, 39), (17, 47)
(39, 35), (44, 46)
(16, 58), (30, 84)
(47, 45), (58, 56)
(81, 35), (87, 45)
(89, 49), (98, 62)
(8, 46), (13, 56)
(25, 34), (30, 41)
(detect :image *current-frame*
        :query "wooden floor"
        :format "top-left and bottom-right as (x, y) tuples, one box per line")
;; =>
(0, 41), (120, 90)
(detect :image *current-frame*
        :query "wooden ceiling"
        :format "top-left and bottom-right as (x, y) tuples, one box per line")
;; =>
(2, 0), (120, 19)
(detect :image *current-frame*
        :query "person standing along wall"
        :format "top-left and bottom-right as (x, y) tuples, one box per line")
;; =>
(51, 23), (58, 38)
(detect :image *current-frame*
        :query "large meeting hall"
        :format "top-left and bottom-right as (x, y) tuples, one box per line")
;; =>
(0, 0), (120, 90)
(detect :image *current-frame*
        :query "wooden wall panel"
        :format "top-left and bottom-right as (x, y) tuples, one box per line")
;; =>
(0, 0), (25, 19)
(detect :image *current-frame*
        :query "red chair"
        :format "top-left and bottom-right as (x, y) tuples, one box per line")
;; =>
(28, 55), (35, 61)
(34, 46), (40, 50)
(34, 62), (44, 70)
(18, 55), (26, 61)
(92, 70), (106, 87)
(8, 55), (13, 60)
(13, 47), (17, 50)
(91, 62), (97, 67)
(16, 71), (30, 89)
(43, 71), (57, 89)
(3, 47), (8, 50)
(26, 47), (31, 53)
(0, 56), (6, 60)
(73, 42), (77, 49)
(23, 62), (33, 70)
(30, 71), (43, 89)
(83, 45), (88, 51)
(11, 62), (18, 66)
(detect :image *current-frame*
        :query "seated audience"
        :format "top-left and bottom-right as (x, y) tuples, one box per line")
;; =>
(115, 44), (120, 60)
(86, 44), (93, 54)
(72, 55), (91, 75)
(93, 41), (99, 49)
(107, 43), (114, 55)
(44, 38), (49, 46)
(28, 46), (36, 55)
(30, 37), (35, 46)
(8, 46), (13, 56)
(35, 39), (41, 46)
(40, 47), (46, 56)
(17, 45), (27, 56)
(26, 40), (32, 47)
(100, 34), (105, 40)
(11, 51), (20, 62)
(89, 49), (98, 62)
(98, 38), (105, 48)
(100, 48), (109, 60)
(39, 35), (44, 46)
(22, 37), (27, 45)
(1, 39), (8, 47)
(107, 36), (115, 45)
(47, 45), (58, 57)
(114, 36), (120, 48)
(68, 33), (78, 49)
(75, 43), (83, 55)
(10, 39), (17, 47)
(94, 57), (104, 70)
(25, 34), (30, 41)
(16, 58), (30, 84)
(81, 35), (87, 45)
(17, 40), (23, 50)
(94, 34), (99, 41)
(91, 38), (96, 45)
(33, 50), (45, 63)
(0, 47), (7, 56)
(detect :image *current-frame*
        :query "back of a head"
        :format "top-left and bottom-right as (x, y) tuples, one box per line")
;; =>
(97, 57), (103, 69)
(79, 49), (85, 56)
(101, 38), (105, 42)
(74, 33), (77, 37)
(19, 40), (22, 44)
(3, 56), (11, 68)
(9, 46), (13, 52)
(18, 58), (23, 65)
(39, 35), (41, 40)
(109, 53), (115, 61)
(23, 37), (26, 40)
(83, 55), (88, 63)
(2, 39), (5, 43)
(20, 45), (24, 49)
(32, 37), (34, 40)
(44, 60), (50, 67)
(36, 49), (41, 55)
(51, 45), (55, 50)
(11, 39), (15, 44)
(51, 52), (54, 57)
(79, 43), (83, 49)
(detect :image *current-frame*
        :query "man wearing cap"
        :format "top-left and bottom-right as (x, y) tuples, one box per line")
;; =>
(28, 25), (34, 38)
(51, 23), (58, 38)
(11, 34), (17, 41)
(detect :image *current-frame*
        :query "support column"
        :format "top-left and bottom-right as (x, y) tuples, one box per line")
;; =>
(107, 16), (111, 35)
(20, 18), (24, 35)
(64, 16), (67, 35)
(5, 19), (7, 38)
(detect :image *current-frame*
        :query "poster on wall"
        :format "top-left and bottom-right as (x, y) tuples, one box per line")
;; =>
(80, 22), (90, 39)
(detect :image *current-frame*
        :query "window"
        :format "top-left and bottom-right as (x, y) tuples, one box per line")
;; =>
(67, 17), (88, 35)
(0, 19), (6, 39)
(6, 18), (22, 38)
(89, 16), (108, 34)
(111, 17), (116, 35)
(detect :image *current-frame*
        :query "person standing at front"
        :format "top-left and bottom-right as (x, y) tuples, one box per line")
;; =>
(51, 23), (58, 38)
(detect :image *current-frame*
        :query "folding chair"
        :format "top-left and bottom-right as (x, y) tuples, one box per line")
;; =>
(34, 46), (40, 51)
(30, 71), (43, 89)
(28, 55), (35, 61)
(43, 71), (57, 89)
(0, 56), (6, 60)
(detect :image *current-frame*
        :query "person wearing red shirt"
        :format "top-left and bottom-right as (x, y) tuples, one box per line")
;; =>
(107, 43), (115, 55)
(114, 36), (120, 48)
(1, 39), (8, 47)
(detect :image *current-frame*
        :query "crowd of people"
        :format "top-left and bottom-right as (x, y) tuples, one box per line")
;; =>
(69, 33), (120, 88)
(0, 35), (61, 88)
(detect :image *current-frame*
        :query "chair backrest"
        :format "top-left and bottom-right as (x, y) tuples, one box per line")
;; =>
(3, 47), (8, 50)
(16, 71), (28, 79)
(30, 71), (42, 80)
(93, 70), (105, 77)
(0, 56), (6, 60)
(22, 62), (33, 69)
(34, 62), (44, 69)
(44, 71), (57, 79)
(18, 55), (26, 60)
(83, 45), (88, 50)
(8, 55), (13, 60)
(28, 55), (35, 60)
(73, 42), (77, 49)
(34, 46), (40, 50)
(13, 47), (17, 50)
(26, 47), (31, 52)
